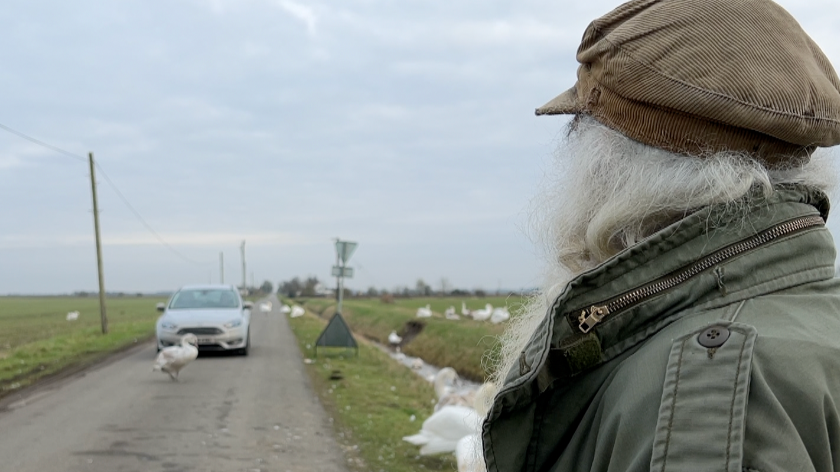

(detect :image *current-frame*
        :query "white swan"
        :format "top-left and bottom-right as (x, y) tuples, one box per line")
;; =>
(444, 306), (459, 320)
(471, 304), (493, 321)
(455, 383), (495, 472)
(152, 333), (199, 381)
(456, 434), (485, 472)
(402, 405), (482, 455)
(404, 382), (496, 461)
(290, 305), (305, 318)
(280, 304), (291, 314)
(388, 330), (403, 346)
(416, 304), (432, 318)
(259, 301), (272, 312)
(460, 302), (471, 317)
(434, 367), (479, 411)
(490, 307), (510, 324)
(66, 311), (80, 321)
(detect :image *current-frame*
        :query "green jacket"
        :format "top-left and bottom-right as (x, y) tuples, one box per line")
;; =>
(484, 185), (840, 472)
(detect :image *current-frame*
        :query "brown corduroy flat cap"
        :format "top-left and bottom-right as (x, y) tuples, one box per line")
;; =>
(537, 0), (840, 166)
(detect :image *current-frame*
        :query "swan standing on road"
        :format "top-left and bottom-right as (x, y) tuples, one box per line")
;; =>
(152, 333), (199, 381)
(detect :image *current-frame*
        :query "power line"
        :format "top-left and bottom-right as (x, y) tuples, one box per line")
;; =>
(0, 122), (87, 162)
(0, 121), (210, 266)
(94, 162), (209, 266)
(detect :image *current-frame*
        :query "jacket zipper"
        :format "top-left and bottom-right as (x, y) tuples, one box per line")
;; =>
(575, 215), (824, 334)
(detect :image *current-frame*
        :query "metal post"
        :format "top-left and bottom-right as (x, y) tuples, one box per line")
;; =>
(88, 152), (108, 334)
(334, 238), (340, 304)
(240, 241), (246, 292)
(338, 269), (344, 314)
(220, 252), (224, 284)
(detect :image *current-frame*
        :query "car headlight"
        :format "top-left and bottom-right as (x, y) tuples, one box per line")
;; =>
(224, 319), (243, 329)
(160, 321), (178, 330)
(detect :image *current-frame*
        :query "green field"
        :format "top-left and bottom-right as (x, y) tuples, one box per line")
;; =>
(0, 296), (165, 395)
(298, 295), (526, 381)
(286, 296), (523, 471)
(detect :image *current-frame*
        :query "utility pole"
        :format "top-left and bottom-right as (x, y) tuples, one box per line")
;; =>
(240, 240), (246, 293)
(220, 252), (225, 284)
(88, 152), (108, 334)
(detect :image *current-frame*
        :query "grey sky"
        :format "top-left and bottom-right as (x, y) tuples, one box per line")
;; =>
(1, 0), (839, 294)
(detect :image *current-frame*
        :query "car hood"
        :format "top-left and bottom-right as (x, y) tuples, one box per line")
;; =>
(162, 308), (245, 327)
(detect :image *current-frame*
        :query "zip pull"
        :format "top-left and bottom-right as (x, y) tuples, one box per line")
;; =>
(578, 305), (609, 333)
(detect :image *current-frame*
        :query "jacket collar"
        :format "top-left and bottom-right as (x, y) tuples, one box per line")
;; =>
(488, 184), (832, 418)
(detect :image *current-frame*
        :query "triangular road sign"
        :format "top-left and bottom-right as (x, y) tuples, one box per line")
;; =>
(315, 312), (358, 355)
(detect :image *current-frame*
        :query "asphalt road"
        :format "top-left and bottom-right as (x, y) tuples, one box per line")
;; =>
(0, 295), (349, 472)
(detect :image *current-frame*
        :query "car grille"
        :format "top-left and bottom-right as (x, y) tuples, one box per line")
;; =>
(178, 327), (223, 335)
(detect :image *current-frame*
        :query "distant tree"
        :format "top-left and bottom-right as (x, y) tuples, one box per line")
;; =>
(439, 278), (452, 295)
(474, 289), (487, 297)
(301, 276), (320, 297)
(451, 289), (470, 296)
(366, 286), (379, 297)
(415, 279), (431, 296)
(260, 280), (274, 294)
(280, 277), (303, 298)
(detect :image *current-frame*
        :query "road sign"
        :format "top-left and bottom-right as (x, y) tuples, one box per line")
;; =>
(331, 266), (354, 278)
(335, 241), (358, 264)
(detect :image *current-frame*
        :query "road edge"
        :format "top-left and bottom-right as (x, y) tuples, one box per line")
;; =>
(0, 336), (154, 412)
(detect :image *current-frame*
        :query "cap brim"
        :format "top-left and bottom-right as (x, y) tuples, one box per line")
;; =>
(535, 86), (578, 116)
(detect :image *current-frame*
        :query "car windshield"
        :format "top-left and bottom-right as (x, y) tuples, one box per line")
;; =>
(169, 289), (239, 309)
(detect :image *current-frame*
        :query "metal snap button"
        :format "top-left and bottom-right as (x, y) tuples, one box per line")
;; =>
(698, 325), (730, 348)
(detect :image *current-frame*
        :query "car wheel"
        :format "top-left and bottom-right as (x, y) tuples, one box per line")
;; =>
(239, 332), (250, 356)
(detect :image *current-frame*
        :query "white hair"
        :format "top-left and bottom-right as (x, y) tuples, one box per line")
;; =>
(491, 115), (837, 392)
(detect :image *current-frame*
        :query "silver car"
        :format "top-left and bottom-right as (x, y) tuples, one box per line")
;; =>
(156, 284), (252, 355)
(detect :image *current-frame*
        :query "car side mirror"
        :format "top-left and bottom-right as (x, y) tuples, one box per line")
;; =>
(156, 302), (166, 312)
(243, 301), (254, 310)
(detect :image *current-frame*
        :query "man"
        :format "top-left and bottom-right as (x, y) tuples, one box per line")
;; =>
(484, 0), (840, 471)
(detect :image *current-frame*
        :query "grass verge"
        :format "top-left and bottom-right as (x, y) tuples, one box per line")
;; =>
(0, 296), (165, 396)
(295, 296), (526, 381)
(286, 306), (459, 472)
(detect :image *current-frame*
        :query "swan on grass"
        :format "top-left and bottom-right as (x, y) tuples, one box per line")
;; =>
(416, 304), (432, 318)
(290, 305), (305, 318)
(279, 304), (291, 314)
(404, 382), (495, 467)
(471, 304), (493, 321)
(152, 333), (199, 381)
(403, 405), (481, 455)
(460, 302), (471, 317)
(489, 307), (510, 324)
(434, 367), (479, 411)
(444, 306), (459, 320)
(388, 330), (402, 346)
(66, 311), (80, 321)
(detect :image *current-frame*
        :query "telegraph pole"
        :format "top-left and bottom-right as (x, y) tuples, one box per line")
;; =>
(240, 241), (246, 293)
(220, 252), (225, 284)
(88, 152), (108, 334)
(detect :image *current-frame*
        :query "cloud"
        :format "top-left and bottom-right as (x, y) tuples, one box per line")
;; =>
(276, 0), (318, 36)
